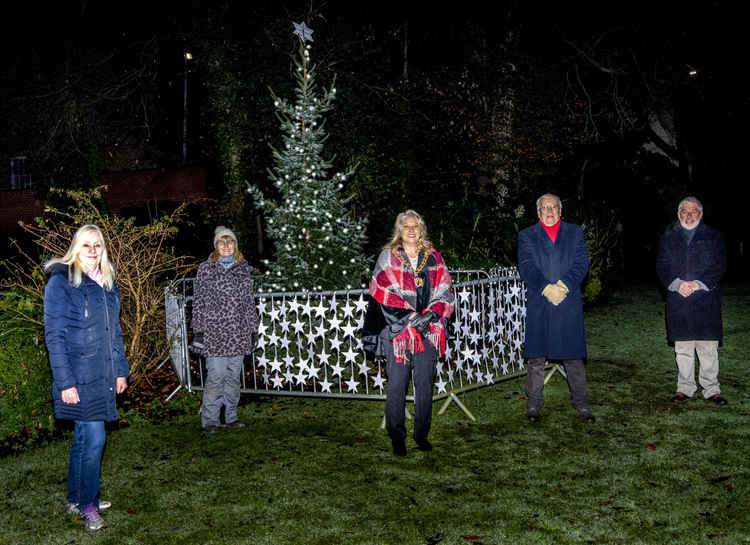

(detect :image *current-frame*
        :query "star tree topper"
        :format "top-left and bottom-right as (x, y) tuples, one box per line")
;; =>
(293, 21), (314, 42)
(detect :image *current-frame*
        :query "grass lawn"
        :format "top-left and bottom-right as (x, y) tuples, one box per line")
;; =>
(2, 284), (749, 545)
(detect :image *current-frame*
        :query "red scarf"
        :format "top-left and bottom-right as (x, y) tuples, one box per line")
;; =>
(541, 220), (561, 242)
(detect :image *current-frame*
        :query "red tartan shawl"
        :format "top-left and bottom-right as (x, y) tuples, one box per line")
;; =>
(369, 248), (455, 362)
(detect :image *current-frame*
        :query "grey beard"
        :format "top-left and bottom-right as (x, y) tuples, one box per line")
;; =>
(679, 219), (700, 230)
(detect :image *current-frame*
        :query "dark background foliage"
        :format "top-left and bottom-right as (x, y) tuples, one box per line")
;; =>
(2, 0), (747, 281)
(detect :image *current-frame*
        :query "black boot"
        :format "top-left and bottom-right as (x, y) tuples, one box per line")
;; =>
(391, 438), (407, 456)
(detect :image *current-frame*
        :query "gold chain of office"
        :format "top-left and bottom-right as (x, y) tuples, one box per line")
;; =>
(395, 250), (430, 287)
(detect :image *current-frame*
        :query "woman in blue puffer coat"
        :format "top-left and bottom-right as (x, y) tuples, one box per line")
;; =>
(43, 224), (129, 532)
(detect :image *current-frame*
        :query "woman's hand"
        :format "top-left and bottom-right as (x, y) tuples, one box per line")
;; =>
(116, 377), (128, 394)
(61, 386), (80, 404)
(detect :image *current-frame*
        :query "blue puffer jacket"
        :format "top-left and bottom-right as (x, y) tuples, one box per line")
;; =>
(43, 263), (130, 421)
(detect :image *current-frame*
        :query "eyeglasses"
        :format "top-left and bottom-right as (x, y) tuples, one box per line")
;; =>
(539, 205), (559, 212)
(679, 208), (701, 217)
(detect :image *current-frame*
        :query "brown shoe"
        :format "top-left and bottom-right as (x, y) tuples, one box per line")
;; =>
(223, 421), (245, 429)
(707, 394), (728, 406)
(670, 392), (691, 403)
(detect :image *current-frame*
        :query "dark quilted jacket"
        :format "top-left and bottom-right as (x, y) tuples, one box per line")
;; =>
(191, 257), (259, 357)
(44, 264), (130, 421)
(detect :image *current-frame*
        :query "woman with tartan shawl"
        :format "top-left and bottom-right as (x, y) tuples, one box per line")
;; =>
(364, 210), (454, 456)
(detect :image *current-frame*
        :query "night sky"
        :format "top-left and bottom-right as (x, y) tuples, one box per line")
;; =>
(2, 1), (747, 279)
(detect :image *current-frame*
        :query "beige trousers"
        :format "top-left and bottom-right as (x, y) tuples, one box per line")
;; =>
(674, 340), (720, 398)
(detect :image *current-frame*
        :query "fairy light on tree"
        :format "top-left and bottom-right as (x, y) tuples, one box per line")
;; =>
(247, 22), (369, 292)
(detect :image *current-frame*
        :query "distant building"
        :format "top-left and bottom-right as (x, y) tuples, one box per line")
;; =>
(0, 161), (208, 232)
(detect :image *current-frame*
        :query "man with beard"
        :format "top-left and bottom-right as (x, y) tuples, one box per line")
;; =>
(656, 197), (728, 406)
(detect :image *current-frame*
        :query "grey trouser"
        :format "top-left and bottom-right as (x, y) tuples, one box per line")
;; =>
(675, 340), (720, 398)
(385, 340), (437, 444)
(525, 357), (590, 412)
(201, 355), (244, 427)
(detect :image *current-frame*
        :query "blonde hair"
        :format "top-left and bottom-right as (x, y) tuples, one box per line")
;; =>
(384, 210), (433, 253)
(44, 224), (115, 290)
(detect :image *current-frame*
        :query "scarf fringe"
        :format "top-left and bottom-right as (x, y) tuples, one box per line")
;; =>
(392, 322), (448, 363)
(393, 326), (424, 363)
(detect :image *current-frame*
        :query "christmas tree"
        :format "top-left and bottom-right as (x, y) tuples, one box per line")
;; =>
(247, 22), (369, 292)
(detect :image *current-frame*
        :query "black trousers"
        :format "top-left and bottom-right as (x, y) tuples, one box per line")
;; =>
(384, 341), (437, 443)
(525, 357), (590, 412)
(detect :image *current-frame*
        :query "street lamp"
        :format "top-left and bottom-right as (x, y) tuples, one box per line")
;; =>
(183, 51), (193, 164)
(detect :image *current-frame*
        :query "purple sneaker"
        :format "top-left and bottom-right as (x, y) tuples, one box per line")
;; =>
(67, 501), (111, 515)
(81, 507), (108, 532)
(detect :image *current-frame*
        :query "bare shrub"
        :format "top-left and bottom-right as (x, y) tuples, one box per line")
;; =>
(2, 186), (196, 390)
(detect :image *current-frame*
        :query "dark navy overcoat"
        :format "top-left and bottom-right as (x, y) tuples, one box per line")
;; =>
(656, 222), (726, 343)
(44, 264), (130, 421)
(518, 222), (589, 359)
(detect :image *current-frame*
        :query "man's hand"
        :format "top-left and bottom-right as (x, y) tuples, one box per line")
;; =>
(678, 281), (699, 297)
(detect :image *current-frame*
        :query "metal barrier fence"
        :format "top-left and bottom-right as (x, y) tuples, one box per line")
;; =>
(164, 268), (526, 412)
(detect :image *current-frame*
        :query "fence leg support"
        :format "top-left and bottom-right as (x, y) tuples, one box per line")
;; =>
(380, 406), (412, 430)
(544, 363), (567, 385)
(156, 357), (170, 370)
(164, 384), (183, 402)
(437, 392), (477, 422)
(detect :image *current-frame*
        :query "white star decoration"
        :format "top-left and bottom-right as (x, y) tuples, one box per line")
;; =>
(345, 375), (359, 393)
(436, 378), (448, 394)
(329, 336), (343, 352)
(212, 273), (527, 397)
(293, 21), (314, 42)
(313, 301), (328, 318)
(340, 301), (355, 317)
(354, 296), (368, 314)
(341, 322), (357, 339)
(343, 347), (359, 364)
(319, 378), (333, 393)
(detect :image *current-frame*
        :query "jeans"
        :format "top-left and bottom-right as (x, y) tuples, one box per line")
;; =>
(201, 355), (244, 427)
(68, 420), (106, 510)
(385, 341), (437, 444)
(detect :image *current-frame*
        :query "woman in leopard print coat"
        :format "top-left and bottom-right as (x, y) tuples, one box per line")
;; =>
(191, 226), (258, 433)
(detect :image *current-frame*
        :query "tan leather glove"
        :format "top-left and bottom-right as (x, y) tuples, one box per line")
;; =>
(542, 284), (556, 302)
(554, 280), (569, 304)
(542, 284), (566, 306)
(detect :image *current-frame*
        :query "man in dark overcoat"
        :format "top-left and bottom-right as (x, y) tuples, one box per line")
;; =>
(656, 196), (727, 405)
(517, 193), (594, 424)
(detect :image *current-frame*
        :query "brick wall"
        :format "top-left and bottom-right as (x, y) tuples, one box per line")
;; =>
(0, 167), (208, 231)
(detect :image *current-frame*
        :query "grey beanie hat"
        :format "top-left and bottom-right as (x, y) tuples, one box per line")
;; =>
(213, 226), (238, 248)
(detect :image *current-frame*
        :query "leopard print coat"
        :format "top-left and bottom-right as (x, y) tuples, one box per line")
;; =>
(191, 256), (259, 357)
